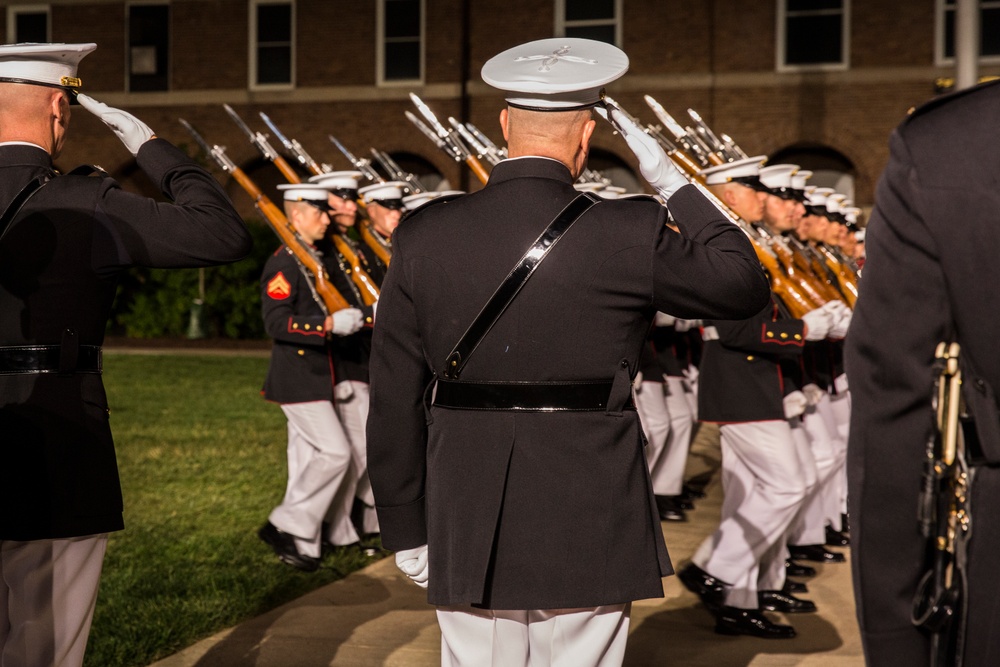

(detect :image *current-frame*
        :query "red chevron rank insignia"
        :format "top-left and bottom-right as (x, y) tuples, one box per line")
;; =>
(266, 272), (291, 300)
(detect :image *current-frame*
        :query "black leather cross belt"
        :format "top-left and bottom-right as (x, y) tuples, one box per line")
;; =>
(433, 379), (630, 412)
(0, 344), (103, 375)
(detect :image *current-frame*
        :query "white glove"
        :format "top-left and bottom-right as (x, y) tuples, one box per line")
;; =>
(596, 106), (688, 199)
(801, 308), (833, 341)
(77, 93), (154, 156)
(783, 390), (809, 419)
(682, 366), (699, 384)
(674, 318), (702, 333)
(834, 373), (850, 394)
(654, 312), (676, 327)
(821, 300), (850, 317)
(828, 309), (852, 339)
(331, 308), (365, 336)
(395, 544), (429, 589)
(802, 383), (826, 406)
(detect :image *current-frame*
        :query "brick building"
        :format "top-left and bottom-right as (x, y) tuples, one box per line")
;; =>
(3, 0), (996, 217)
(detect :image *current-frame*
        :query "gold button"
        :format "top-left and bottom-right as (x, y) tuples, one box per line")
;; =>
(317, 325), (324, 332)
(794, 334), (802, 340)
(297, 349), (305, 356)
(766, 331), (774, 338)
(304, 324), (311, 330)
(780, 332), (788, 339)
(292, 323), (299, 329)
(747, 355), (754, 361)
(366, 317), (372, 324)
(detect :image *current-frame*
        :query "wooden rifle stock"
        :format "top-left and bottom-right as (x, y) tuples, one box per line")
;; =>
(229, 167), (350, 313)
(359, 222), (392, 266)
(466, 155), (490, 185)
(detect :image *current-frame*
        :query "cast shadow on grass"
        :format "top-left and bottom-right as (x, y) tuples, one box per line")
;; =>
(624, 603), (843, 666)
(189, 569), (431, 666)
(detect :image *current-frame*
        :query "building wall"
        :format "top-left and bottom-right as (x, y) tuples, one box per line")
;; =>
(8, 0), (993, 215)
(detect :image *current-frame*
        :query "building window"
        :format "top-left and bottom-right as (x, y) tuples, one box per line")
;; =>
(128, 4), (169, 92)
(6, 5), (49, 43)
(937, 0), (1000, 63)
(777, 0), (850, 71)
(555, 0), (621, 46)
(378, 0), (422, 84)
(250, 0), (294, 88)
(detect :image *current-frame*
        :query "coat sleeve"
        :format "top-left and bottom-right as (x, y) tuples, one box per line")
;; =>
(91, 138), (252, 272)
(712, 301), (806, 356)
(365, 232), (432, 551)
(652, 184), (771, 320)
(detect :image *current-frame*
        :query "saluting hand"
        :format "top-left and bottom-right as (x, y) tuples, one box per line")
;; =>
(597, 105), (688, 200)
(77, 93), (155, 156)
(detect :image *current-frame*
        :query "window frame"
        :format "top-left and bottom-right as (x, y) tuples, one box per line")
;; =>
(6, 4), (50, 44)
(935, 0), (1000, 65)
(125, 0), (170, 93)
(376, 0), (425, 86)
(776, 0), (851, 73)
(248, 0), (295, 91)
(554, 0), (623, 47)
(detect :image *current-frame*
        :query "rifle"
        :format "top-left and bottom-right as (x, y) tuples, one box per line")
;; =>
(259, 111), (331, 175)
(370, 148), (427, 193)
(249, 117), (380, 307)
(179, 118), (350, 313)
(223, 104), (302, 185)
(913, 341), (972, 667)
(409, 93), (490, 184)
(329, 135), (383, 183)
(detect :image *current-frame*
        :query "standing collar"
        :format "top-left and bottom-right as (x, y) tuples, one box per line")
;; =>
(487, 156), (575, 186)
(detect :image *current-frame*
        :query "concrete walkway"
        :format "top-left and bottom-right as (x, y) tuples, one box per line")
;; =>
(149, 424), (864, 667)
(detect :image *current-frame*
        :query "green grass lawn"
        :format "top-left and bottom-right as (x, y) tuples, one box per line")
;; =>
(85, 353), (385, 667)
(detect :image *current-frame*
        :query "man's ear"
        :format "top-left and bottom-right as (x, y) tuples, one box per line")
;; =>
(499, 108), (510, 142)
(580, 118), (596, 153)
(50, 89), (68, 121)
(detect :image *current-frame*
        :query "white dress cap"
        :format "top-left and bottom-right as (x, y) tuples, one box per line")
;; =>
(844, 207), (861, 225)
(359, 181), (408, 208)
(825, 193), (846, 214)
(277, 183), (331, 202)
(308, 171), (363, 191)
(0, 43), (96, 93)
(758, 164), (799, 191)
(481, 37), (629, 111)
(791, 170), (812, 189)
(699, 155), (768, 187)
(806, 189), (829, 209)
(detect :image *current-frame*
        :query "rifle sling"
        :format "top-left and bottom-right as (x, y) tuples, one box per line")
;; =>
(442, 192), (600, 380)
(0, 172), (55, 244)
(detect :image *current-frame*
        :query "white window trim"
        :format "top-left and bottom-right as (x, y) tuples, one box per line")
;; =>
(377, 0), (425, 87)
(125, 1), (170, 93)
(935, 0), (1000, 66)
(554, 0), (623, 47)
(249, 0), (295, 91)
(6, 4), (50, 44)
(776, 0), (851, 73)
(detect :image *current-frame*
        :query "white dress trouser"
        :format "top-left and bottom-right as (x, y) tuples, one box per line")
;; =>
(1, 534), (107, 667)
(816, 391), (851, 529)
(636, 380), (671, 488)
(789, 397), (845, 545)
(638, 377), (696, 497)
(436, 604), (631, 667)
(271, 400), (356, 556)
(692, 421), (809, 608)
(324, 380), (380, 538)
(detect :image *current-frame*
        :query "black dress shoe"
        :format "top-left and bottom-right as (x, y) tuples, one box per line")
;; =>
(826, 525), (850, 547)
(682, 483), (707, 500)
(258, 522), (319, 572)
(785, 559), (817, 578)
(783, 578), (808, 594)
(655, 495), (687, 522)
(759, 589), (818, 614)
(789, 543), (846, 563)
(678, 563), (729, 611)
(714, 607), (796, 638)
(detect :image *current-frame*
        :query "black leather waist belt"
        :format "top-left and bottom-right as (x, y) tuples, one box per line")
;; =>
(0, 344), (103, 375)
(433, 379), (631, 412)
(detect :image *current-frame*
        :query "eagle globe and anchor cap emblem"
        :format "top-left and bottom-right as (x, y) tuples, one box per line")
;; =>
(481, 37), (629, 111)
